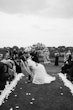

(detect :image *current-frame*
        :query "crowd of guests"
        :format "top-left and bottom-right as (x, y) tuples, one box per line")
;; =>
(54, 51), (73, 82)
(0, 48), (40, 90)
(61, 52), (73, 81)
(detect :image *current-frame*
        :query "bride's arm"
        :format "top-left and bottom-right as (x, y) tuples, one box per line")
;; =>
(20, 60), (33, 76)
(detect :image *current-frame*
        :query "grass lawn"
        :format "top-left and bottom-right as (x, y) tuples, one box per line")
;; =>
(44, 62), (63, 75)
(0, 62), (73, 110)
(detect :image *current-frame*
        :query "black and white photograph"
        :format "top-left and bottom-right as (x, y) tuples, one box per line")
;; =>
(0, 0), (73, 110)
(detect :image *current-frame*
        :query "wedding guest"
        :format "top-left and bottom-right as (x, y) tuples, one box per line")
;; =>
(54, 52), (59, 66)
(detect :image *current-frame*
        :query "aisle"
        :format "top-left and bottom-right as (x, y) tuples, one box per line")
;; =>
(0, 73), (73, 110)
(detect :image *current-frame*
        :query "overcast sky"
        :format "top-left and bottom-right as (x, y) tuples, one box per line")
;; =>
(0, 0), (73, 47)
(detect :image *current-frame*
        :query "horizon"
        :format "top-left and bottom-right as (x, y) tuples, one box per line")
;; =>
(0, 44), (73, 48)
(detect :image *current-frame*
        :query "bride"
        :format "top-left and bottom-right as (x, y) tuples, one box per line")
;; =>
(20, 55), (56, 84)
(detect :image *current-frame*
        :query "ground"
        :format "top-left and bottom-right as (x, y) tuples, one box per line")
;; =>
(0, 62), (73, 110)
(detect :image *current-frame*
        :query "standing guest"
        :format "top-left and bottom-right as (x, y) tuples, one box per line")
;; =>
(11, 51), (22, 73)
(54, 52), (59, 66)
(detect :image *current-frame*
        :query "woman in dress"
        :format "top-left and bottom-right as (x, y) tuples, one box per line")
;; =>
(20, 54), (56, 84)
(27, 58), (56, 84)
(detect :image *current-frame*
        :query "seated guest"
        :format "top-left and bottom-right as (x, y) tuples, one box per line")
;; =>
(61, 59), (73, 81)
(0, 60), (16, 90)
(0, 62), (9, 81)
(68, 64), (73, 81)
(0, 62), (8, 90)
(1, 59), (17, 80)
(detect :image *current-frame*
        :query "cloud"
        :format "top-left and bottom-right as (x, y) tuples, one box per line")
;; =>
(0, 0), (73, 18)
(0, 0), (46, 14)
(39, 0), (73, 18)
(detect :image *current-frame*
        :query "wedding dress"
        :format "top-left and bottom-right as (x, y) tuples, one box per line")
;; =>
(27, 58), (56, 84)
